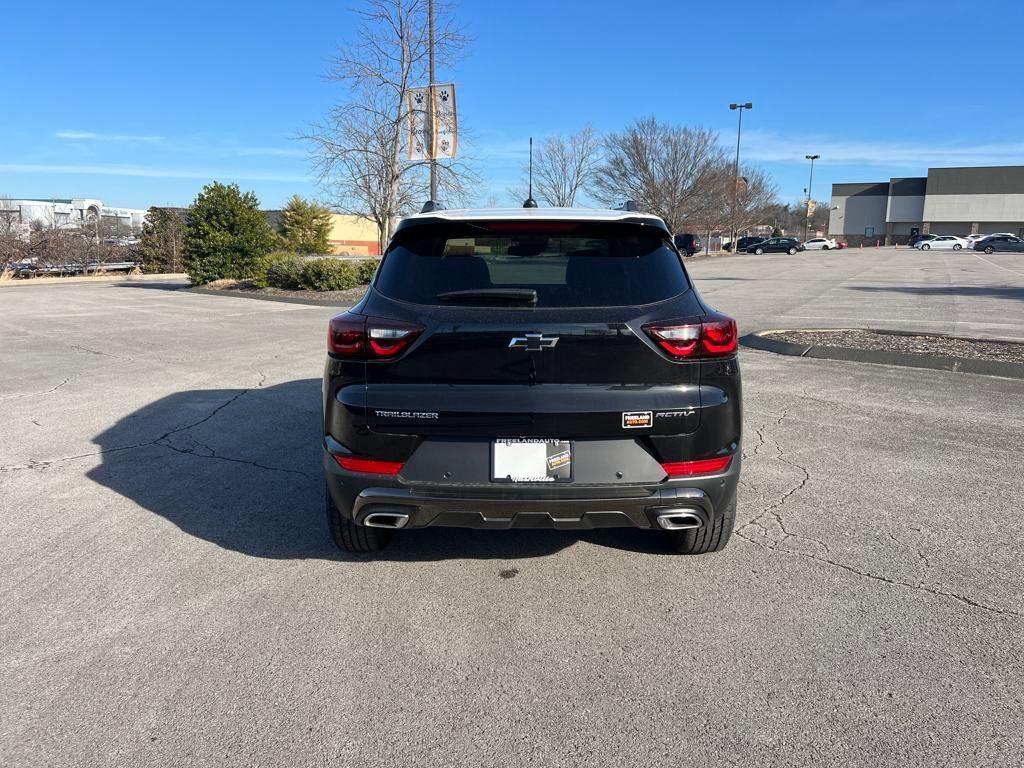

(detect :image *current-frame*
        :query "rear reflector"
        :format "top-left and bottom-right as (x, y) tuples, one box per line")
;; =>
(661, 455), (733, 477)
(332, 455), (404, 475)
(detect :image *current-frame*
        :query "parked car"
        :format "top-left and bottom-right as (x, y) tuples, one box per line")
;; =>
(723, 236), (766, 253)
(916, 235), (968, 251)
(908, 233), (938, 247)
(322, 207), (741, 554)
(974, 235), (1024, 254)
(804, 237), (838, 250)
(836, 240), (848, 249)
(673, 233), (702, 256)
(746, 237), (804, 255)
(963, 234), (989, 249)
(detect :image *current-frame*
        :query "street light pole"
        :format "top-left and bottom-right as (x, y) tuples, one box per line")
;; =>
(803, 153), (820, 241)
(428, 0), (437, 204)
(728, 102), (752, 252)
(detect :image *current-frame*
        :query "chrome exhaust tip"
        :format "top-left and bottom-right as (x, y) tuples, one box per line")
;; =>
(655, 509), (704, 531)
(363, 511), (410, 529)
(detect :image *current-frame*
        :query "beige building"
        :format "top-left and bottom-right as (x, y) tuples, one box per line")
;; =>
(328, 214), (380, 256)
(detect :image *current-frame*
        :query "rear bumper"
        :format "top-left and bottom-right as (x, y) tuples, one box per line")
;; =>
(324, 444), (740, 531)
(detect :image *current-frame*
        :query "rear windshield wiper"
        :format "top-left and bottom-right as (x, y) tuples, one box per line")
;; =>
(435, 288), (538, 305)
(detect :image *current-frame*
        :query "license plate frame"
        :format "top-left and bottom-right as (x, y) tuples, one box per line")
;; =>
(491, 439), (573, 483)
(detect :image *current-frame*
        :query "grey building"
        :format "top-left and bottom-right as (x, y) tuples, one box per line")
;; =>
(829, 165), (1024, 245)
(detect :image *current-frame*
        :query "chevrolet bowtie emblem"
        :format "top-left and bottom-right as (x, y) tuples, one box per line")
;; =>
(508, 333), (559, 351)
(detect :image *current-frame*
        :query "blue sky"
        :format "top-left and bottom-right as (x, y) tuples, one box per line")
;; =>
(2, 0), (1022, 210)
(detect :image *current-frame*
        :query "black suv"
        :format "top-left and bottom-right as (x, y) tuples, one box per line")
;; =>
(323, 209), (742, 555)
(673, 233), (701, 256)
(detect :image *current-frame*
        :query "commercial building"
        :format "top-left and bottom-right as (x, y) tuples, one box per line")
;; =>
(828, 165), (1024, 245)
(263, 211), (382, 256)
(0, 198), (148, 235)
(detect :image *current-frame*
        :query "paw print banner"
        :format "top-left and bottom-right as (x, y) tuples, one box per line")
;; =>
(431, 83), (458, 160)
(407, 86), (432, 161)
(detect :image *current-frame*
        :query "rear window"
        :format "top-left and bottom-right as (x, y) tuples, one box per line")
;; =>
(376, 221), (690, 307)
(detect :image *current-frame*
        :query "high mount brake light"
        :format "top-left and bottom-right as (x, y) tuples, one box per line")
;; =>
(481, 221), (581, 234)
(643, 314), (737, 359)
(661, 455), (733, 477)
(328, 313), (423, 359)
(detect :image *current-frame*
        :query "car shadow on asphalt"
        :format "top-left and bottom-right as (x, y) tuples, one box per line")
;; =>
(87, 378), (674, 561)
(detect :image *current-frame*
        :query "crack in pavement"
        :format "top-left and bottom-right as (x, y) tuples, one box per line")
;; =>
(0, 376), (72, 401)
(736, 408), (1020, 620)
(68, 344), (133, 362)
(2, 387), (315, 481)
(158, 434), (314, 480)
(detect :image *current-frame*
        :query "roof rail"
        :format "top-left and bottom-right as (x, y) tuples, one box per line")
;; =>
(613, 200), (639, 212)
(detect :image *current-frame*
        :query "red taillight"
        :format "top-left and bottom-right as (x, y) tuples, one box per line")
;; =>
(661, 455), (733, 477)
(328, 313), (422, 359)
(328, 314), (365, 356)
(332, 454), (404, 475)
(643, 314), (737, 359)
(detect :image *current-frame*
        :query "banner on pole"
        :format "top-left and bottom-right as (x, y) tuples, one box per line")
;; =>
(407, 83), (458, 161)
(432, 83), (458, 160)
(407, 87), (432, 161)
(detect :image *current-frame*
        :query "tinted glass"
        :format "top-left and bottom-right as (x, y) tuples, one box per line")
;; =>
(377, 222), (690, 307)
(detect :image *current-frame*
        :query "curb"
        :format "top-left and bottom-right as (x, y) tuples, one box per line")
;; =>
(741, 330), (1024, 380)
(189, 286), (355, 307)
(0, 273), (189, 288)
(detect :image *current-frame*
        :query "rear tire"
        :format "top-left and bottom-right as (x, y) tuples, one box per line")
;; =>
(822, 245), (829, 250)
(326, 484), (393, 552)
(788, 247), (797, 254)
(953, 244), (962, 250)
(754, 247), (764, 255)
(667, 494), (736, 555)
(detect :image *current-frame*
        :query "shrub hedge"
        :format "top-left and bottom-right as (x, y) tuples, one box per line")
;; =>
(257, 255), (382, 292)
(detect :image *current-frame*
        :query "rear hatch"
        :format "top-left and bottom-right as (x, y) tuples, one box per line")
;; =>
(359, 219), (705, 440)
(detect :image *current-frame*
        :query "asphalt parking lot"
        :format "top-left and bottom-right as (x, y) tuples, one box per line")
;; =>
(2, 246), (1023, 767)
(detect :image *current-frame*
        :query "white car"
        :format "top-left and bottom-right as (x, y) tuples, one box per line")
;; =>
(916, 235), (968, 251)
(963, 234), (988, 249)
(803, 237), (838, 250)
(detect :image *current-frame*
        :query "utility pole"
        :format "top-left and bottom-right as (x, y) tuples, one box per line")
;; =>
(728, 102), (752, 252)
(804, 154), (820, 241)
(428, 0), (437, 204)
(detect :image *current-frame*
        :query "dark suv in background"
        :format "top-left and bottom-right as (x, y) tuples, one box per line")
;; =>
(322, 208), (742, 555)
(673, 233), (701, 256)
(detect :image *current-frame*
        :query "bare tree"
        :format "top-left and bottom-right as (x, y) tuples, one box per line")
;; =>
(304, 0), (477, 253)
(590, 117), (725, 233)
(728, 165), (779, 237)
(518, 126), (600, 207)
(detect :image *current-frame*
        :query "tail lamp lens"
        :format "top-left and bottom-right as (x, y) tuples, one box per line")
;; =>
(328, 313), (422, 359)
(661, 455), (733, 477)
(643, 314), (737, 359)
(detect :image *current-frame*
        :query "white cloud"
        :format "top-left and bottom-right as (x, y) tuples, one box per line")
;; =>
(55, 130), (165, 143)
(0, 162), (307, 183)
(739, 130), (1024, 168)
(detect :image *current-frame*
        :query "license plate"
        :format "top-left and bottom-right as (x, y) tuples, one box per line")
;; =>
(491, 439), (572, 483)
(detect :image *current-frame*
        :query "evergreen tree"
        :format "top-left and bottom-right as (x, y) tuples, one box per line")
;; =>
(138, 207), (186, 273)
(182, 182), (275, 284)
(280, 195), (332, 254)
